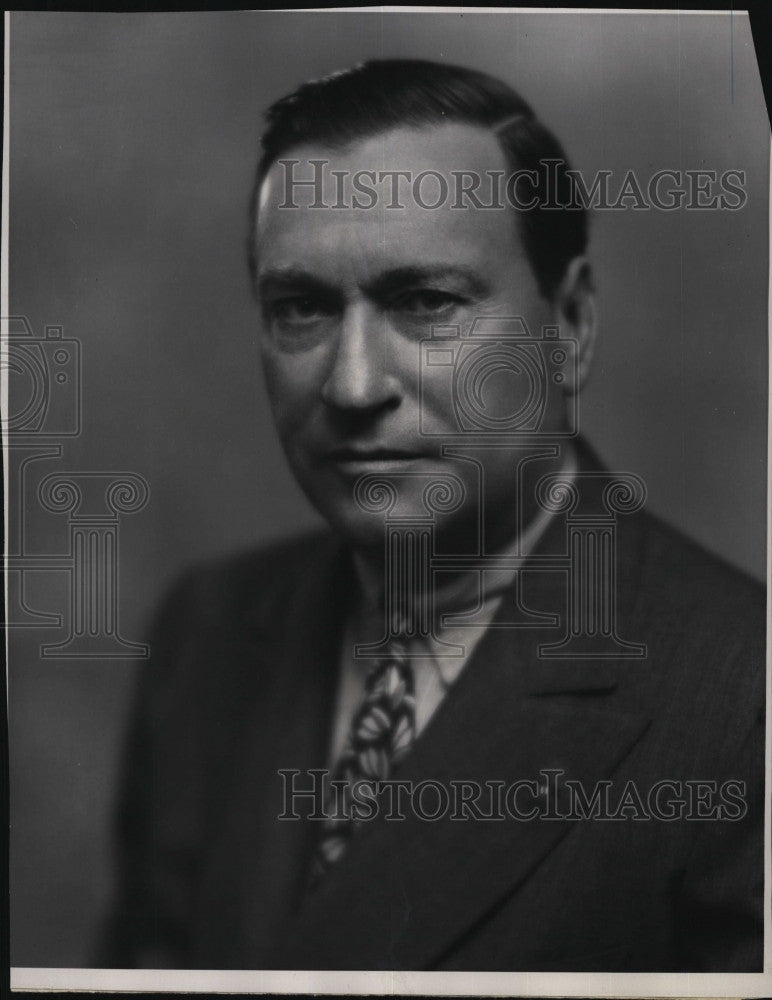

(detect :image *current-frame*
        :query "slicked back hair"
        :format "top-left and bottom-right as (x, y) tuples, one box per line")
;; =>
(249, 59), (587, 300)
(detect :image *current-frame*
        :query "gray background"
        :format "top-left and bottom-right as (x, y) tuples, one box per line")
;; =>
(8, 11), (769, 966)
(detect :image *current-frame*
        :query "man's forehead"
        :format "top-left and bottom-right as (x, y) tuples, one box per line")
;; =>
(257, 121), (509, 212)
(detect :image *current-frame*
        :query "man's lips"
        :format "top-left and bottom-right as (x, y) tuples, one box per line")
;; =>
(324, 446), (430, 468)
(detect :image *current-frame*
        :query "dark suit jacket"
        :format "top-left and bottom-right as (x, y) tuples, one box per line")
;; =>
(101, 446), (765, 972)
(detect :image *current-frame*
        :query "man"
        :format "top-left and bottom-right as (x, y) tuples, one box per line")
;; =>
(101, 60), (765, 971)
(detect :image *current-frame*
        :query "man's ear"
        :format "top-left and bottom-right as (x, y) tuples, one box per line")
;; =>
(553, 256), (596, 393)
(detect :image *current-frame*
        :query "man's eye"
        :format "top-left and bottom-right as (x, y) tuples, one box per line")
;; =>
(395, 290), (464, 315)
(269, 297), (333, 326)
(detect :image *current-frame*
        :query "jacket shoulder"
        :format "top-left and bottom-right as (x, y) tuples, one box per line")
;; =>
(154, 528), (339, 634)
(631, 512), (766, 754)
(635, 511), (765, 630)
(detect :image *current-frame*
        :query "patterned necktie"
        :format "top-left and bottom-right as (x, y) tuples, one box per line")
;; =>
(309, 641), (416, 885)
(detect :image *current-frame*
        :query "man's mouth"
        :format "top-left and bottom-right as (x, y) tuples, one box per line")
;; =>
(325, 446), (428, 470)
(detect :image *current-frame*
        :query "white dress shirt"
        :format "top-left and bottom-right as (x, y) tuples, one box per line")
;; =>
(327, 449), (577, 767)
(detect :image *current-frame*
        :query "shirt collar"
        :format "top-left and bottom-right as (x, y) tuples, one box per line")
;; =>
(350, 444), (578, 681)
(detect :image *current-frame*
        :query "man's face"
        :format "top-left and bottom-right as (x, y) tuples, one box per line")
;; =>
(255, 123), (572, 548)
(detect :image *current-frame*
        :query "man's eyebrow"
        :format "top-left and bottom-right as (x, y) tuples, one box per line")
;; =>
(364, 266), (490, 299)
(257, 268), (338, 296)
(256, 264), (491, 299)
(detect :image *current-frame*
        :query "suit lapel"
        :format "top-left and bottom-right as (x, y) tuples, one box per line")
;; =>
(202, 536), (352, 967)
(273, 487), (654, 970)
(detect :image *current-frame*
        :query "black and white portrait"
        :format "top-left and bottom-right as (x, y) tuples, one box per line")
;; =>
(6, 8), (770, 995)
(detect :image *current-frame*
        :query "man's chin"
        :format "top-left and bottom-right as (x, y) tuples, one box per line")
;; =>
(318, 504), (397, 551)
(309, 495), (490, 557)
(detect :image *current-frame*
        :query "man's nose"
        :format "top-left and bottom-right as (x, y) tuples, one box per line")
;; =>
(321, 304), (401, 412)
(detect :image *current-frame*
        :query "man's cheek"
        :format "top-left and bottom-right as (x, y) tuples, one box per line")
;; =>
(417, 370), (457, 435)
(259, 354), (284, 408)
(263, 361), (312, 418)
(272, 400), (311, 447)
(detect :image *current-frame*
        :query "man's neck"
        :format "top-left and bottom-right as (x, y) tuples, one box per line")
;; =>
(349, 442), (578, 643)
